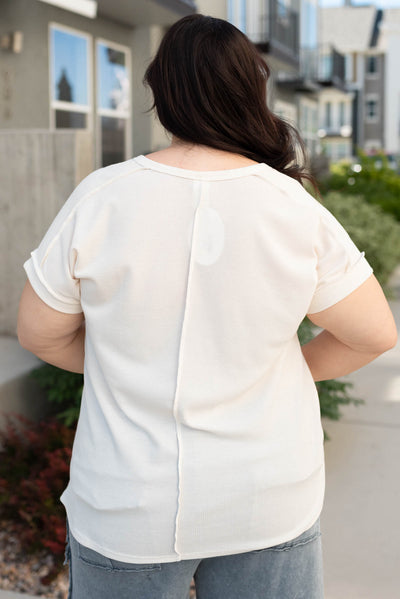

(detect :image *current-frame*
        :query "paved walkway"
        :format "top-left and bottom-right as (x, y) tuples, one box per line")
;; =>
(321, 275), (400, 598)
(1, 272), (399, 599)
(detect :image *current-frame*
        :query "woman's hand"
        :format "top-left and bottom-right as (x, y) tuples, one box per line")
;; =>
(17, 280), (85, 374)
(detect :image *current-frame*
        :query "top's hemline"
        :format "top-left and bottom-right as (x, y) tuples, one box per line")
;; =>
(133, 155), (268, 180)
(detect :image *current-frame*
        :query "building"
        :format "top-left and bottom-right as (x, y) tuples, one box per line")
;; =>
(227, 0), (303, 130)
(227, 0), (353, 165)
(319, 3), (385, 157)
(0, 0), (200, 172)
(377, 8), (400, 158)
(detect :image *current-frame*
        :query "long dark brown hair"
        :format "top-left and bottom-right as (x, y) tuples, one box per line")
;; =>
(144, 14), (317, 190)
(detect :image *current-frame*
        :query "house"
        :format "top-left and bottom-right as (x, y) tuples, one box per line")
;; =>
(227, 0), (304, 135)
(227, 0), (350, 167)
(319, 3), (385, 158)
(377, 8), (400, 158)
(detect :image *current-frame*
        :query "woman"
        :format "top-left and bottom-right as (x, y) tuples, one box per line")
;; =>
(17, 14), (397, 599)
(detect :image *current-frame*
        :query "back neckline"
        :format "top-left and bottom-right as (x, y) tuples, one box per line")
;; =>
(134, 154), (266, 181)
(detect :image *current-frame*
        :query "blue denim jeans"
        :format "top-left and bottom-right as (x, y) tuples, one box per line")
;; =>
(64, 516), (324, 599)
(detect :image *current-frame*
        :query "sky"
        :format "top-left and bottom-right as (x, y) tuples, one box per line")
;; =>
(319, 0), (400, 7)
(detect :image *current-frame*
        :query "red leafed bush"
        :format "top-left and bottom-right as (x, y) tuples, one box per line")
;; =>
(0, 413), (75, 557)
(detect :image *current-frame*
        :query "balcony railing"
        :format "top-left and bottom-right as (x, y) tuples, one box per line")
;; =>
(253, 0), (300, 67)
(300, 45), (346, 89)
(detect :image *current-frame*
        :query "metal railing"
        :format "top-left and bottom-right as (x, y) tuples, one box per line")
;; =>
(252, 0), (300, 65)
(300, 45), (346, 88)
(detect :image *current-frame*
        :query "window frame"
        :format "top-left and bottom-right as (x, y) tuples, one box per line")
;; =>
(365, 94), (379, 123)
(325, 101), (332, 130)
(339, 101), (346, 127)
(95, 37), (132, 168)
(365, 54), (379, 78)
(49, 22), (93, 131)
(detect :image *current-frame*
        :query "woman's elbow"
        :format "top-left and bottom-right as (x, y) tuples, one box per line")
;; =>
(382, 326), (398, 351)
(370, 324), (398, 354)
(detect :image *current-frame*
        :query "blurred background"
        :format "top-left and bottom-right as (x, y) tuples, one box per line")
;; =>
(0, 1), (399, 598)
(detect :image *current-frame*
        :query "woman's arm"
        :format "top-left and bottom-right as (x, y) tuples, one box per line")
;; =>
(17, 281), (85, 374)
(302, 274), (397, 381)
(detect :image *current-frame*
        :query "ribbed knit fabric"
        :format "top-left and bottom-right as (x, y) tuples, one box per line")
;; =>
(24, 155), (373, 563)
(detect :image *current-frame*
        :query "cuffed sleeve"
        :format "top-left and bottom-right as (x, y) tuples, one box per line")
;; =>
(22, 177), (89, 314)
(24, 249), (82, 314)
(307, 205), (374, 314)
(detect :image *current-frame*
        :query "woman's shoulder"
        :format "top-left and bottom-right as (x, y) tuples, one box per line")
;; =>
(256, 163), (322, 214)
(77, 158), (141, 195)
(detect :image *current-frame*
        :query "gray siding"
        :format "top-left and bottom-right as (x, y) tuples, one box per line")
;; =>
(363, 54), (385, 147)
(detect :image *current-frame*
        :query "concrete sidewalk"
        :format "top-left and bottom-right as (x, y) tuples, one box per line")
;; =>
(321, 294), (400, 598)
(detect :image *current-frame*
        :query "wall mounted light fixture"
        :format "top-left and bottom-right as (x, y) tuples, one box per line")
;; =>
(0, 31), (24, 53)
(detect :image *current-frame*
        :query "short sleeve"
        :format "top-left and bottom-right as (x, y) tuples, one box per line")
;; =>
(22, 175), (94, 314)
(24, 217), (82, 314)
(307, 204), (373, 314)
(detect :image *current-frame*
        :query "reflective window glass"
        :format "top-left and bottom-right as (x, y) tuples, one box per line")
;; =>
(98, 43), (129, 112)
(366, 99), (378, 119)
(55, 110), (86, 128)
(101, 117), (126, 167)
(366, 56), (378, 74)
(51, 27), (89, 105)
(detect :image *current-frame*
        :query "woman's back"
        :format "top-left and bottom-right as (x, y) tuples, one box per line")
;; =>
(22, 149), (372, 562)
(16, 14), (397, 598)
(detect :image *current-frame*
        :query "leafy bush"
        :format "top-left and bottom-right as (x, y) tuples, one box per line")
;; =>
(30, 365), (83, 428)
(321, 192), (400, 289)
(0, 414), (74, 560)
(320, 150), (400, 222)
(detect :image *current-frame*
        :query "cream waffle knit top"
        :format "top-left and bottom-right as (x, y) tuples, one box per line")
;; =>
(24, 155), (373, 563)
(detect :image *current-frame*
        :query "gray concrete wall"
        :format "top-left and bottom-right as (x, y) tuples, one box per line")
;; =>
(0, 129), (92, 335)
(130, 24), (170, 156)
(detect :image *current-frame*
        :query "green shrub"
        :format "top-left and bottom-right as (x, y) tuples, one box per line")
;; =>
(30, 365), (83, 428)
(320, 191), (400, 289)
(320, 150), (400, 222)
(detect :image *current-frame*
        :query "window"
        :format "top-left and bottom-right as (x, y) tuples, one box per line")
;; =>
(325, 102), (332, 129)
(365, 97), (379, 122)
(96, 39), (131, 167)
(366, 55), (378, 76)
(320, 54), (332, 80)
(227, 0), (247, 34)
(339, 101), (345, 127)
(50, 23), (92, 129)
